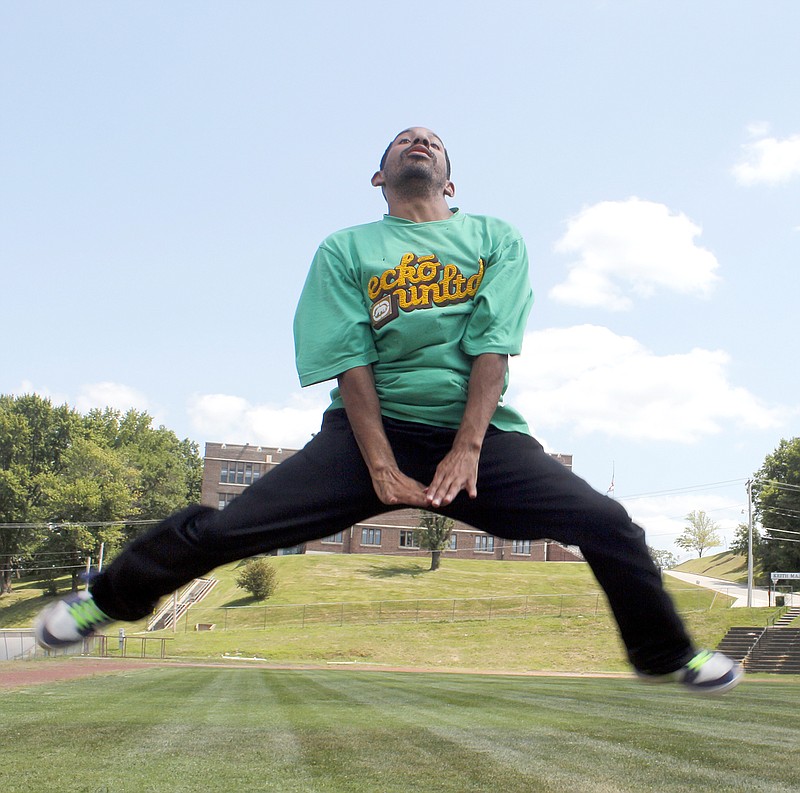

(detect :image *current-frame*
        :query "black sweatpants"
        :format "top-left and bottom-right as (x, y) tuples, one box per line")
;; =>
(91, 409), (693, 674)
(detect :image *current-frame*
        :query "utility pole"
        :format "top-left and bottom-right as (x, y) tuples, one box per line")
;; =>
(746, 479), (754, 608)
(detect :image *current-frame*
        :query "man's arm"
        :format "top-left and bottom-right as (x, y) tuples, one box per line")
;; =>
(338, 365), (429, 507)
(425, 352), (507, 508)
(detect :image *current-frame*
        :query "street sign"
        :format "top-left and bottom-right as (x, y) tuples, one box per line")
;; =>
(771, 572), (800, 582)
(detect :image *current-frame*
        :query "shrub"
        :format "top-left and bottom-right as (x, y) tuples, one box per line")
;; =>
(235, 558), (277, 600)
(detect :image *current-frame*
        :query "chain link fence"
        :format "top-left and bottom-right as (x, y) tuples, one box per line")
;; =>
(170, 588), (719, 632)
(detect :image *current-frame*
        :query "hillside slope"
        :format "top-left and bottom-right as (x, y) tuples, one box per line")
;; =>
(673, 552), (749, 584)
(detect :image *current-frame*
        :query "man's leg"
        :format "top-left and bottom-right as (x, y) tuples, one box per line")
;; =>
(439, 428), (693, 675)
(84, 410), (385, 622)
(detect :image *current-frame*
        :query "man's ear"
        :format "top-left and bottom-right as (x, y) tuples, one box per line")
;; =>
(444, 180), (455, 198)
(371, 170), (385, 187)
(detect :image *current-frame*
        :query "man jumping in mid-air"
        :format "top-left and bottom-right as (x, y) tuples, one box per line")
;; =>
(36, 126), (742, 694)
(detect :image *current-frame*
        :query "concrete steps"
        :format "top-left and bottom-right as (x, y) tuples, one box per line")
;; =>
(716, 626), (764, 663)
(773, 607), (800, 627)
(718, 626), (800, 674)
(745, 628), (800, 674)
(147, 577), (218, 631)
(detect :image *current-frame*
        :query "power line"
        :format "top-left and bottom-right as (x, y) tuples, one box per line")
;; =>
(0, 519), (159, 531)
(2, 563), (89, 573)
(764, 527), (800, 538)
(763, 507), (800, 519)
(2, 550), (88, 558)
(763, 535), (800, 545)
(619, 479), (748, 500)
(762, 480), (800, 492)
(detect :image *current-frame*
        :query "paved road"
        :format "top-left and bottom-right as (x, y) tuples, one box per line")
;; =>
(664, 570), (798, 608)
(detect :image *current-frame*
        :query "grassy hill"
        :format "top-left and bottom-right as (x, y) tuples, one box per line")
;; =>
(1, 554), (779, 673)
(673, 551), (750, 583)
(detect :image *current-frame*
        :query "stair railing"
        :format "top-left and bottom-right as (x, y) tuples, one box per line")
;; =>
(742, 627), (768, 668)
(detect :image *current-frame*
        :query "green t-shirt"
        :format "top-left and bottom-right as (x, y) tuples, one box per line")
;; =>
(293, 209), (533, 434)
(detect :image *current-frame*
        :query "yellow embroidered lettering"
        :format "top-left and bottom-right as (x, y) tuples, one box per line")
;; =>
(369, 253), (485, 326)
(367, 276), (381, 300)
(379, 268), (398, 293)
(416, 260), (440, 283)
(421, 281), (445, 306)
(465, 259), (485, 296)
(395, 261), (418, 288)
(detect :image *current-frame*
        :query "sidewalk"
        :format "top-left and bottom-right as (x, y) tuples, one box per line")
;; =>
(663, 570), (795, 608)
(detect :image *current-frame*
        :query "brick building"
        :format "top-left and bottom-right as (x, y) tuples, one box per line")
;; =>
(201, 442), (583, 563)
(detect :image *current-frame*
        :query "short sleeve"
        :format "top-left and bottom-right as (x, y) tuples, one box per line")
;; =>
(460, 236), (534, 356)
(293, 244), (378, 387)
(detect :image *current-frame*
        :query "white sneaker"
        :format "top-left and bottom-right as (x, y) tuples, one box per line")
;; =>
(638, 650), (743, 695)
(34, 591), (113, 650)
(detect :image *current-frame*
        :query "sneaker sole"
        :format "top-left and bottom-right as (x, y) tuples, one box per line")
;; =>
(636, 664), (744, 695)
(682, 665), (744, 696)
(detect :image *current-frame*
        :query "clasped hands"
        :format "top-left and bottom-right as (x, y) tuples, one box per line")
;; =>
(370, 444), (480, 510)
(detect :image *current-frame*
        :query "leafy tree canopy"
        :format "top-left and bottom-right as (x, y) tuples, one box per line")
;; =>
(0, 394), (202, 594)
(675, 509), (721, 558)
(751, 437), (800, 585)
(417, 512), (454, 571)
(235, 558), (278, 600)
(648, 546), (678, 570)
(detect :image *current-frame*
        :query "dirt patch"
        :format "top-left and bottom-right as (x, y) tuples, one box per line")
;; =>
(0, 658), (153, 689)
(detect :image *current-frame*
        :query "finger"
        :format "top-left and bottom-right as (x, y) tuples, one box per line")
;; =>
(427, 476), (464, 508)
(391, 477), (431, 508)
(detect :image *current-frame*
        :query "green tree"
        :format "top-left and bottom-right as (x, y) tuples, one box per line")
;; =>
(0, 395), (203, 595)
(675, 510), (721, 558)
(0, 394), (82, 593)
(83, 408), (202, 528)
(751, 438), (800, 585)
(0, 468), (32, 593)
(235, 558), (278, 600)
(729, 522), (765, 559)
(33, 439), (133, 591)
(648, 546), (678, 571)
(417, 512), (454, 571)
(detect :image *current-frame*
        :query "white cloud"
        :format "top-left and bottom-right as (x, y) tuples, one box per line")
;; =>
(620, 491), (745, 553)
(6, 379), (165, 422)
(509, 325), (785, 443)
(75, 382), (164, 422)
(10, 379), (70, 407)
(187, 385), (330, 449)
(550, 198), (720, 311)
(733, 127), (800, 186)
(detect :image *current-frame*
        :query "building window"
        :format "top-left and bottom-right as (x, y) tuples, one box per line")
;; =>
(474, 535), (495, 553)
(322, 532), (343, 544)
(220, 461), (262, 485)
(512, 540), (532, 555)
(399, 530), (419, 548)
(361, 527), (381, 546)
(449, 534), (457, 550)
(218, 492), (237, 511)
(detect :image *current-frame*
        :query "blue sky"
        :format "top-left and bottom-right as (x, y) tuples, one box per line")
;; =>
(3, 2), (799, 554)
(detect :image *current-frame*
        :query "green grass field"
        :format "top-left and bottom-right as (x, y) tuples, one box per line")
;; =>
(2, 666), (799, 793)
(3, 553), (797, 791)
(1, 554), (779, 672)
(673, 552), (751, 583)
(1, 553), (741, 632)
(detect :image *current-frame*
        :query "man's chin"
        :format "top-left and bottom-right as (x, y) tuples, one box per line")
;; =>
(395, 164), (438, 188)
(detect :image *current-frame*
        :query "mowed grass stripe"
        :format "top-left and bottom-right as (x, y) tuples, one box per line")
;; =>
(119, 669), (319, 791)
(3, 668), (800, 793)
(299, 672), (800, 792)
(265, 670), (576, 793)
